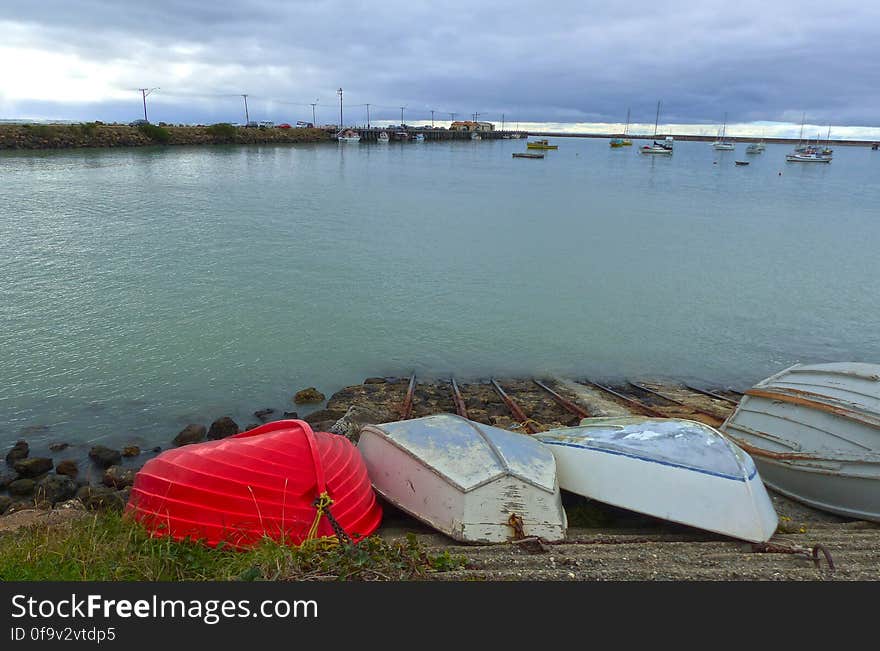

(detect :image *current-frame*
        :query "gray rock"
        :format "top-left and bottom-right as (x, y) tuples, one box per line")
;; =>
(89, 445), (122, 468)
(103, 465), (136, 489)
(0, 495), (12, 515)
(207, 416), (239, 440)
(329, 404), (396, 443)
(173, 424), (206, 446)
(363, 377), (387, 384)
(283, 411), (299, 418)
(8, 478), (36, 497)
(0, 471), (15, 490)
(76, 485), (125, 512)
(48, 442), (70, 452)
(14, 457), (54, 478)
(56, 460), (79, 478)
(36, 475), (77, 504)
(122, 446), (141, 457)
(254, 408), (274, 421)
(293, 387), (325, 404)
(5, 440), (28, 465)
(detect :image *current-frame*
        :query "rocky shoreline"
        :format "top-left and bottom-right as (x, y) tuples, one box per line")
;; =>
(3, 375), (879, 579)
(0, 123), (332, 150)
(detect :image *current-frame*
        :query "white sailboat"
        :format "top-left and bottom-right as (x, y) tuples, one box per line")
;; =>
(787, 114), (831, 162)
(640, 101), (673, 155)
(712, 113), (735, 150)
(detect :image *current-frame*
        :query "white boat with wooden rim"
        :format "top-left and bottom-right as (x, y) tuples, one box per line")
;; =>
(536, 417), (778, 542)
(720, 362), (880, 522)
(357, 414), (567, 543)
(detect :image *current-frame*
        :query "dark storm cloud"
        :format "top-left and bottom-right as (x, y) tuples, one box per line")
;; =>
(3, 0), (879, 126)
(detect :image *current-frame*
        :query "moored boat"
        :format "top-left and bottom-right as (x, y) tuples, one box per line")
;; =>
(127, 420), (382, 548)
(357, 414), (567, 543)
(640, 101), (673, 154)
(536, 417), (778, 542)
(413, 133), (425, 142)
(786, 151), (831, 163)
(720, 362), (880, 522)
(377, 131), (390, 143)
(512, 152), (545, 158)
(712, 113), (735, 150)
(640, 137), (674, 155)
(337, 129), (361, 143)
(746, 143), (765, 154)
(527, 138), (557, 150)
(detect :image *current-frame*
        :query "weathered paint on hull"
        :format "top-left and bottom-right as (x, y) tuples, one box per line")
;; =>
(358, 414), (567, 544)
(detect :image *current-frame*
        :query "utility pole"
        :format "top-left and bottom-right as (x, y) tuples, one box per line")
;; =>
(337, 88), (343, 129)
(138, 88), (158, 122)
(501, 113), (505, 131)
(400, 106), (406, 126)
(473, 112), (481, 123)
(430, 109), (435, 128)
(241, 94), (249, 124)
(310, 99), (318, 125)
(449, 112), (456, 124)
(366, 103), (371, 129)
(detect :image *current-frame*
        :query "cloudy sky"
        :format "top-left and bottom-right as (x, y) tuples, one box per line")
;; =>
(2, 0), (879, 137)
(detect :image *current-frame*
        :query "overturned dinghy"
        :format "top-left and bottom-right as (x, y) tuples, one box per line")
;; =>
(358, 414), (567, 543)
(721, 362), (880, 522)
(128, 420), (382, 548)
(536, 417), (778, 542)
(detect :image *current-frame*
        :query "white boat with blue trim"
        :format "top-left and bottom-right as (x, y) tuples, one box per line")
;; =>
(358, 414), (567, 543)
(535, 417), (778, 542)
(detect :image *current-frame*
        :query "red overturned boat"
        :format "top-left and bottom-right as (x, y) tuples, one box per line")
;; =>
(127, 420), (382, 548)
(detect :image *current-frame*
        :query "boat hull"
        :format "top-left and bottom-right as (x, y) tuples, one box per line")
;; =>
(358, 414), (567, 543)
(720, 362), (880, 522)
(127, 420), (382, 547)
(536, 417), (778, 542)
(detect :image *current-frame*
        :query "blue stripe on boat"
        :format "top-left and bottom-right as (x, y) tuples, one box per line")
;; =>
(541, 440), (757, 482)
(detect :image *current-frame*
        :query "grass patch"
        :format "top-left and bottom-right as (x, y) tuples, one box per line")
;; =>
(0, 512), (463, 581)
(137, 123), (171, 143)
(206, 122), (237, 142)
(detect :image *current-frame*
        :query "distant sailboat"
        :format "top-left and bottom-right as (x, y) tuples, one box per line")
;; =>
(640, 101), (673, 155)
(610, 108), (632, 147)
(712, 113), (735, 150)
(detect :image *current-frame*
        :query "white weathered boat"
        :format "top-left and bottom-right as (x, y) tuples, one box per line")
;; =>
(535, 417), (778, 542)
(377, 131), (389, 143)
(357, 414), (567, 543)
(720, 362), (880, 522)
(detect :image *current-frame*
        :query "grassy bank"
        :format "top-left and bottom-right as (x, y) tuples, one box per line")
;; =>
(0, 511), (465, 581)
(0, 123), (332, 150)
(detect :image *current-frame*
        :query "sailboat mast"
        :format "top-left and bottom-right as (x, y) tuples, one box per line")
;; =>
(654, 101), (661, 137)
(624, 108), (630, 136)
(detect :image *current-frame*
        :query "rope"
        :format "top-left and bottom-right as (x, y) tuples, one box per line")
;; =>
(305, 491), (354, 546)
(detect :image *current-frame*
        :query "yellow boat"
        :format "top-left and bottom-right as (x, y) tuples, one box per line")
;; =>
(526, 139), (558, 150)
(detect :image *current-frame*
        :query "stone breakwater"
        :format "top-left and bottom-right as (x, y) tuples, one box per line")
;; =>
(0, 123), (332, 150)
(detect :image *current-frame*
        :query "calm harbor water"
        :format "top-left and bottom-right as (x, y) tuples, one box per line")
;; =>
(2, 137), (879, 452)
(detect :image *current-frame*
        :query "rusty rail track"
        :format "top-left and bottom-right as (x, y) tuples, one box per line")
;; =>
(627, 382), (727, 425)
(490, 378), (538, 434)
(399, 373), (416, 420)
(684, 384), (741, 406)
(533, 379), (591, 419)
(580, 380), (667, 418)
(450, 377), (469, 419)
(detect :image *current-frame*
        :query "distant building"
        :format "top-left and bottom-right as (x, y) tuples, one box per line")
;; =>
(450, 120), (495, 132)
